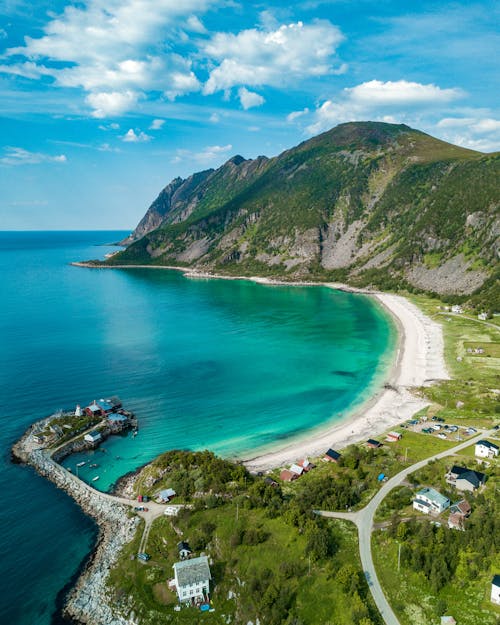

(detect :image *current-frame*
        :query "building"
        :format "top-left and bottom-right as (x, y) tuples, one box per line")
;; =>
(475, 440), (499, 459)
(451, 305), (463, 314)
(84, 430), (102, 444)
(75, 404), (83, 417)
(491, 575), (500, 605)
(280, 469), (298, 482)
(107, 413), (128, 430)
(289, 463), (304, 477)
(324, 448), (341, 463)
(478, 312), (488, 321)
(177, 541), (192, 559)
(413, 487), (450, 515)
(366, 439), (382, 449)
(386, 431), (402, 442)
(264, 477), (279, 488)
(85, 402), (102, 418)
(297, 458), (314, 472)
(96, 399), (114, 413)
(446, 465), (486, 492)
(158, 488), (176, 502)
(172, 555), (211, 604)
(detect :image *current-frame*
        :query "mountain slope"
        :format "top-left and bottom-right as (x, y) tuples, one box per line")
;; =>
(109, 122), (499, 304)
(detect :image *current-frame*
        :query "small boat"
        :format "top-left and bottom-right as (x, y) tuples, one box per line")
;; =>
(92, 476), (100, 482)
(89, 463), (99, 468)
(76, 461), (86, 467)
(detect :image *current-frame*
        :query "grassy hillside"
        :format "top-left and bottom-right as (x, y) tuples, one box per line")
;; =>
(106, 122), (499, 302)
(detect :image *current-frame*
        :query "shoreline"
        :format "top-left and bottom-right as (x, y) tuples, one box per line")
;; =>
(73, 261), (450, 471)
(12, 262), (452, 625)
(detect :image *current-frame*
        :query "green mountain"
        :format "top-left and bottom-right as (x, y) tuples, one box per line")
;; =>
(110, 122), (499, 306)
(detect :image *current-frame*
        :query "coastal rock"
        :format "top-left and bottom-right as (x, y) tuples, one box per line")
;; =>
(12, 429), (140, 625)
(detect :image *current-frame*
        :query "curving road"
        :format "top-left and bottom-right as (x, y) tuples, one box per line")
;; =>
(316, 430), (495, 625)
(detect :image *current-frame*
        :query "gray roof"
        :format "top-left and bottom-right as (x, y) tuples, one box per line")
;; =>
(174, 555), (211, 587)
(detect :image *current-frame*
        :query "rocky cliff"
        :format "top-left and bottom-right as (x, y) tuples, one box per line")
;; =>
(110, 122), (499, 307)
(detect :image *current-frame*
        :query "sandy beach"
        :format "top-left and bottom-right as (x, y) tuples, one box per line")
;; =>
(73, 262), (450, 472)
(242, 289), (450, 472)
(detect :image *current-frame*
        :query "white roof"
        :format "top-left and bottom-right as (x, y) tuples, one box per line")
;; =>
(290, 464), (304, 475)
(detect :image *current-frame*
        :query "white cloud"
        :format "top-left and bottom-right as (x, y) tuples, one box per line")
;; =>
(287, 108), (310, 122)
(149, 118), (165, 130)
(0, 28), (7, 39)
(436, 116), (500, 152)
(1, 0), (211, 116)
(172, 143), (232, 164)
(86, 91), (139, 118)
(122, 129), (152, 143)
(209, 112), (220, 123)
(345, 80), (464, 106)
(0, 147), (67, 166)
(305, 79), (466, 134)
(203, 20), (345, 94)
(238, 87), (265, 110)
(186, 15), (207, 33)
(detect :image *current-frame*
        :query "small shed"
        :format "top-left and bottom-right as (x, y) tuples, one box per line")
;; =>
(387, 431), (402, 442)
(280, 469), (298, 482)
(159, 488), (176, 502)
(177, 541), (192, 559)
(84, 430), (102, 444)
(324, 448), (341, 463)
(366, 439), (382, 449)
(289, 463), (304, 476)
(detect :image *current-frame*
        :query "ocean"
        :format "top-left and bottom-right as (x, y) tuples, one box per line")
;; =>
(0, 231), (396, 624)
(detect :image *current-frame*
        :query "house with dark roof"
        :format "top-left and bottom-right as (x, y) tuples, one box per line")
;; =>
(491, 575), (500, 604)
(177, 541), (192, 559)
(446, 465), (486, 492)
(475, 440), (499, 459)
(366, 439), (382, 449)
(173, 555), (211, 604)
(324, 448), (341, 462)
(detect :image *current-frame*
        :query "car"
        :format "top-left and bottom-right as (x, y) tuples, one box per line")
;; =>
(137, 552), (150, 561)
(422, 427), (433, 434)
(494, 424), (500, 431)
(438, 433), (447, 439)
(134, 506), (145, 511)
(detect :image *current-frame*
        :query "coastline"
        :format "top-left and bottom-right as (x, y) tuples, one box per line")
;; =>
(73, 261), (450, 471)
(11, 262), (452, 625)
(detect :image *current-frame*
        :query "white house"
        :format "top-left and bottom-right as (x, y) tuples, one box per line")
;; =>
(84, 430), (101, 444)
(75, 404), (83, 417)
(491, 575), (500, 604)
(451, 305), (463, 314)
(478, 312), (488, 321)
(413, 487), (450, 515)
(475, 440), (499, 459)
(173, 555), (211, 604)
(289, 463), (304, 476)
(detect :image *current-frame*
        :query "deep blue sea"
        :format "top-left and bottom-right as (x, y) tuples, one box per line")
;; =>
(0, 231), (396, 625)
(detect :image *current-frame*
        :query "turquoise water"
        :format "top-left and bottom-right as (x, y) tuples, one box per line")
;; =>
(0, 231), (396, 624)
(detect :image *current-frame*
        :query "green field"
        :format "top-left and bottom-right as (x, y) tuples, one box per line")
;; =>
(108, 504), (382, 625)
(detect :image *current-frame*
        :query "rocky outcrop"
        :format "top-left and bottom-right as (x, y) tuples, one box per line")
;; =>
(12, 426), (140, 625)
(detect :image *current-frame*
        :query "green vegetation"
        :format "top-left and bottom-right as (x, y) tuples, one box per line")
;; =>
(407, 294), (500, 424)
(372, 458), (500, 625)
(108, 451), (382, 625)
(105, 122), (498, 304)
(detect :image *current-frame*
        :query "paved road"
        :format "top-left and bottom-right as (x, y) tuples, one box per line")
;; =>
(316, 430), (494, 625)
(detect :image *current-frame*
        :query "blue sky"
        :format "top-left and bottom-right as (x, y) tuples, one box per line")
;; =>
(1, 0), (498, 230)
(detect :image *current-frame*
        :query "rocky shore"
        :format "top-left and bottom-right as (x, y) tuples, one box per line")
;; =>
(12, 424), (140, 625)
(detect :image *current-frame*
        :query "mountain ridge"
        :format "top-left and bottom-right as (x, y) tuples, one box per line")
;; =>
(108, 122), (499, 309)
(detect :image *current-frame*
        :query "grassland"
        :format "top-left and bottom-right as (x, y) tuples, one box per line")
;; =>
(108, 502), (381, 625)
